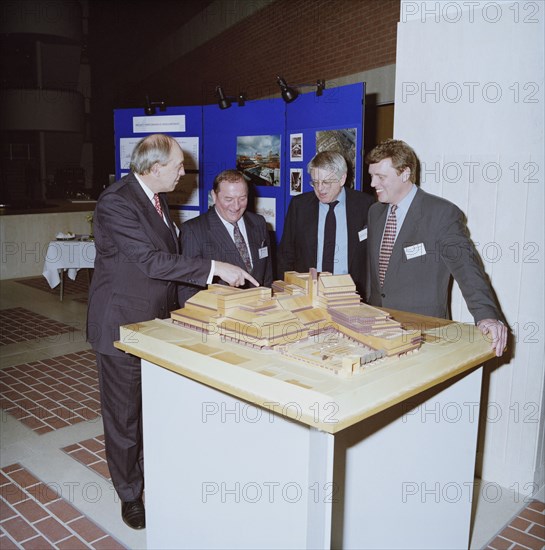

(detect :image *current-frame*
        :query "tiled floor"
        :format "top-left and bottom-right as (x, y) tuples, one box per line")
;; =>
(485, 500), (545, 549)
(0, 275), (543, 549)
(0, 351), (100, 434)
(0, 308), (76, 347)
(62, 437), (111, 482)
(1, 463), (123, 549)
(0, 279), (145, 549)
(14, 276), (90, 297)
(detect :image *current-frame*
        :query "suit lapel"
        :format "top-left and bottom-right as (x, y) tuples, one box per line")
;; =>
(372, 203), (389, 265)
(307, 195), (319, 265)
(160, 195), (180, 253)
(345, 188), (361, 270)
(127, 176), (177, 253)
(244, 214), (264, 274)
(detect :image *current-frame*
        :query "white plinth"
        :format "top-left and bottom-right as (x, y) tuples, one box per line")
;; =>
(142, 360), (482, 549)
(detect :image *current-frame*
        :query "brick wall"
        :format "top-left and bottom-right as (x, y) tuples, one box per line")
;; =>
(121, 0), (399, 107)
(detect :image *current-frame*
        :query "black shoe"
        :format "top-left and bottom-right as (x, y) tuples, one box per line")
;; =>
(121, 499), (146, 529)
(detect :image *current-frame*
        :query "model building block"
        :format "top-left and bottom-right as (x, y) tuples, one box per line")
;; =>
(170, 271), (422, 377)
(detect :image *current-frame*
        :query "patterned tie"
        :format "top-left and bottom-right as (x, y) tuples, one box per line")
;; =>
(233, 222), (252, 271)
(378, 205), (397, 286)
(322, 200), (338, 273)
(153, 194), (163, 218)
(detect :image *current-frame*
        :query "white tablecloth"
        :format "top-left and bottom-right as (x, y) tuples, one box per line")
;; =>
(42, 240), (96, 288)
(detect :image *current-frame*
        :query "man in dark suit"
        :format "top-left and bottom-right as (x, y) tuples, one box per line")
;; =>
(178, 170), (273, 305)
(87, 135), (257, 530)
(365, 139), (507, 357)
(277, 151), (374, 297)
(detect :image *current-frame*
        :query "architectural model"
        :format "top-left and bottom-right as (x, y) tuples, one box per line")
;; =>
(171, 270), (422, 377)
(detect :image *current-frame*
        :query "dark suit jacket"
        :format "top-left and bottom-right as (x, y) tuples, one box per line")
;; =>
(277, 187), (374, 298)
(87, 173), (211, 356)
(178, 207), (273, 306)
(366, 187), (503, 322)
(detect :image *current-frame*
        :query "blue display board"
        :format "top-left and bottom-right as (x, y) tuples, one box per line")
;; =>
(203, 97), (286, 243)
(112, 83), (365, 243)
(285, 83), (365, 212)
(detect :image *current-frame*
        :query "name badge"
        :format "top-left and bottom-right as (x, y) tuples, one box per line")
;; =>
(358, 228), (368, 241)
(258, 246), (268, 259)
(404, 243), (426, 260)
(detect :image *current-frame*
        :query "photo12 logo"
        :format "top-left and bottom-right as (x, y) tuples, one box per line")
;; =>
(401, 2), (542, 24)
(401, 81), (540, 104)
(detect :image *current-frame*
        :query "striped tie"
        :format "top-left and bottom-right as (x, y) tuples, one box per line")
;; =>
(378, 205), (397, 286)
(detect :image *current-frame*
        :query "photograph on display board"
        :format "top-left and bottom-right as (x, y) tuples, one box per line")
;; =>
(290, 168), (303, 196)
(255, 196), (276, 231)
(236, 135), (281, 186)
(168, 173), (199, 207)
(168, 136), (200, 207)
(316, 128), (357, 188)
(290, 133), (303, 162)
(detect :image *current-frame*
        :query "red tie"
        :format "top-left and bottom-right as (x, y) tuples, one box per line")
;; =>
(378, 205), (397, 286)
(153, 194), (163, 218)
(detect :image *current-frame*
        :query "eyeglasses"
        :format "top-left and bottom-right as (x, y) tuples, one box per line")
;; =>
(309, 179), (339, 189)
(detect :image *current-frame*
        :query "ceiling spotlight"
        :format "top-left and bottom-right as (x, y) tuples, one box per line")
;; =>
(144, 96), (166, 116)
(277, 76), (298, 103)
(316, 79), (325, 96)
(215, 86), (232, 110)
(276, 76), (326, 103)
(215, 86), (247, 109)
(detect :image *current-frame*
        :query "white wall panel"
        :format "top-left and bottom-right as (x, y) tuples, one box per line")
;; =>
(0, 212), (92, 280)
(395, 0), (544, 495)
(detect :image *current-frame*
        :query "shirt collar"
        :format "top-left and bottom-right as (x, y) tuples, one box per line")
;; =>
(392, 183), (417, 214)
(214, 207), (246, 230)
(319, 186), (346, 209)
(134, 173), (155, 201)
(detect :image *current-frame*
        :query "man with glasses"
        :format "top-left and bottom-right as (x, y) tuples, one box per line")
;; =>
(278, 151), (374, 298)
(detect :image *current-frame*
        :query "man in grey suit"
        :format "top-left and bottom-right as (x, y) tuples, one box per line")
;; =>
(278, 151), (374, 298)
(87, 135), (257, 530)
(178, 169), (273, 306)
(365, 139), (507, 357)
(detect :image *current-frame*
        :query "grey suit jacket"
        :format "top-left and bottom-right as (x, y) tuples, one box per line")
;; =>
(87, 173), (211, 356)
(277, 187), (374, 298)
(366, 187), (503, 322)
(178, 207), (273, 306)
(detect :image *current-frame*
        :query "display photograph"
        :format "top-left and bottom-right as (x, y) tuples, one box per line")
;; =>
(290, 133), (303, 161)
(236, 134), (281, 186)
(316, 128), (357, 188)
(290, 168), (303, 195)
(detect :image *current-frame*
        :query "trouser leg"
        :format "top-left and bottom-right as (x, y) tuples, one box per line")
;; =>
(95, 351), (144, 502)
